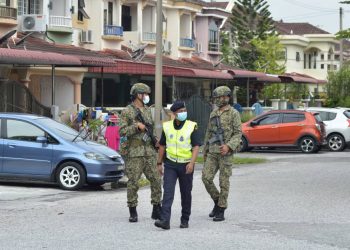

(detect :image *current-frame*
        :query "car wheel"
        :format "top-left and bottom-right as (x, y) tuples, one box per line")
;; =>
(239, 137), (248, 152)
(299, 136), (317, 153)
(327, 134), (346, 152)
(56, 162), (86, 190)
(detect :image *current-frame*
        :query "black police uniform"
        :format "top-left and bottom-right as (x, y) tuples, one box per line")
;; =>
(158, 120), (201, 225)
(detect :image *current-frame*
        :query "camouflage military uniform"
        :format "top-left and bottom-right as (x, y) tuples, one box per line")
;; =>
(119, 104), (162, 208)
(202, 97), (242, 209)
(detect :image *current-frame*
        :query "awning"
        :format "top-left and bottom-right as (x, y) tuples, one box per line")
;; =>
(89, 60), (233, 79)
(278, 73), (324, 84)
(227, 69), (281, 82)
(0, 48), (82, 66)
(77, 55), (116, 67)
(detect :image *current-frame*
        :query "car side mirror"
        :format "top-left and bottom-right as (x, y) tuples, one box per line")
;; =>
(250, 120), (258, 127)
(36, 136), (48, 143)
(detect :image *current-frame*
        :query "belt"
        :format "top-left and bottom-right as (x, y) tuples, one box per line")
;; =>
(166, 155), (191, 163)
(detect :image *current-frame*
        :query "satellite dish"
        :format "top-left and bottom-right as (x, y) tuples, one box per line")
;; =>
(23, 16), (36, 30)
(15, 32), (34, 46)
(0, 29), (16, 45)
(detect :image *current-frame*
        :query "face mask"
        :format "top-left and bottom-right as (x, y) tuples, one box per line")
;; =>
(176, 112), (187, 121)
(143, 95), (150, 105)
(214, 98), (229, 107)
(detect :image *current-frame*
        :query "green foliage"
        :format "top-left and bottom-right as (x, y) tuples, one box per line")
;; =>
(335, 29), (350, 39)
(326, 65), (350, 106)
(251, 35), (286, 74)
(228, 0), (275, 69)
(262, 84), (284, 99)
(240, 112), (255, 123)
(285, 83), (309, 101)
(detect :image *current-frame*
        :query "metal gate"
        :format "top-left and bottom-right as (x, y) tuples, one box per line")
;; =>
(185, 95), (212, 143)
(0, 81), (51, 117)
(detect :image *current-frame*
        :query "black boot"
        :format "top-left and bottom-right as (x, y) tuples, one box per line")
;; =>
(213, 207), (225, 222)
(209, 200), (219, 218)
(154, 219), (170, 230)
(151, 204), (162, 220)
(129, 206), (138, 223)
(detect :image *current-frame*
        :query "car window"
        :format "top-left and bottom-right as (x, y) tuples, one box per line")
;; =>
(313, 114), (322, 123)
(343, 110), (350, 119)
(258, 113), (280, 125)
(6, 119), (45, 142)
(282, 113), (305, 123)
(327, 112), (337, 120)
(35, 117), (82, 141)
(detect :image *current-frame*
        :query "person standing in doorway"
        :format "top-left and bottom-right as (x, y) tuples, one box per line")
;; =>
(202, 86), (242, 222)
(154, 101), (201, 230)
(119, 83), (162, 223)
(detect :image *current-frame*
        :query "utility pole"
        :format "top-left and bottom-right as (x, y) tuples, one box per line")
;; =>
(340, 7), (344, 68)
(155, 0), (163, 137)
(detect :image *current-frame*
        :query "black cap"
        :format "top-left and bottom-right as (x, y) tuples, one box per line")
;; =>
(170, 100), (185, 112)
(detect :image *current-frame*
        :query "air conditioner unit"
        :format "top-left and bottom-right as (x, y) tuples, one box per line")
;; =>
(196, 43), (203, 53)
(81, 30), (93, 44)
(20, 15), (46, 32)
(163, 40), (171, 53)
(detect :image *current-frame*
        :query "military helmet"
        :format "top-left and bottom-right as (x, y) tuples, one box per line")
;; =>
(213, 86), (231, 98)
(130, 82), (151, 95)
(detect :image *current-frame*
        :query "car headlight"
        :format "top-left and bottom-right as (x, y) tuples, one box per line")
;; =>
(84, 152), (109, 161)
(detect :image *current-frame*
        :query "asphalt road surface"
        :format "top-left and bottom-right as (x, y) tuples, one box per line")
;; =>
(1, 150), (350, 250)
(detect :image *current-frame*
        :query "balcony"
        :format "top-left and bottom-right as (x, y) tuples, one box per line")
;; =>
(143, 32), (156, 42)
(102, 25), (124, 41)
(208, 42), (219, 52)
(48, 16), (73, 33)
(180, 38), (195, 49)
(0, 6), (17, 25)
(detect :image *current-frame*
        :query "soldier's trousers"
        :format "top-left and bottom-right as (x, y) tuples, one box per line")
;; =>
(202, 153), (233, 208)
(125, 156), (162, 207)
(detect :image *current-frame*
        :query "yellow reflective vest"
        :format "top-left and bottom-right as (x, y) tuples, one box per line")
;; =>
(163, 120), (197, 163)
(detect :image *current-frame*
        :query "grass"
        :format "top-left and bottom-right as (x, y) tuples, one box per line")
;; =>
(196, 155), (266, 165)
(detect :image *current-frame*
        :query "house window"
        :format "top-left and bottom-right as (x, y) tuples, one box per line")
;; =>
(335, 55), (340, 61)
(321, 64), (324, 69)
(78, 0), (90, 22)
(0, 0), (10, 7)
(304, 53), (306, 69)
(328, 54), (331, 60)
(108, 2), (113, 25)
(296, 52), (300, 62)
(308, 54), (312, 69)
(18, 0), (41, 15)
(327, 64), (331, 70)
(334, 65), (337, 70)
(313, 51), (317, 69)
(122, 5), (132, 31)
(321, 54), (324, 60)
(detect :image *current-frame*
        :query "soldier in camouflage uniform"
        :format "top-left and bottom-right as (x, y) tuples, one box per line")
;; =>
(202, 86), (242, 222)
(119, 83), (162, 223)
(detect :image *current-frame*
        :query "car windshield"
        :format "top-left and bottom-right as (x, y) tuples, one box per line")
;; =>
(343, 110), (350, 119)
(35, 118), (83, 141)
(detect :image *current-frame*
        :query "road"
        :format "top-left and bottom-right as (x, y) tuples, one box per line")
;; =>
(1, 150), (350, 250)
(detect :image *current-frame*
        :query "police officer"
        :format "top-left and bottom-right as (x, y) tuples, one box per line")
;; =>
(119, 83), (162, 223)
(202, 86), (242, 221)
(154, 101), (201, 230)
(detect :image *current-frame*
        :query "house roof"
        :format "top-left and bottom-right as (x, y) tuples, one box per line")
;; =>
(274, 21), (330, 35)
(0, 48), (81, 66)
(202, 1), (229, 9)
(11, 33), (117, 67)
(279, 72), (327, 84)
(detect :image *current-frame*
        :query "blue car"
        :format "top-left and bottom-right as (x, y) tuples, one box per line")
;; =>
(0, 113), (125, 190)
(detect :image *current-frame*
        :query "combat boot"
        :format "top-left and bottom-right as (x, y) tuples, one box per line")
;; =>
(151, 204), (162, 220)
(209, 200), (219, 218)
(213, 207), (225, 222)
(154, 219), (170, 230)
(129, 206), (138, 223)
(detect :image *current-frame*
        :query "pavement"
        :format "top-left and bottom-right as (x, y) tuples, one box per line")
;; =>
(1, 149), (350, 250)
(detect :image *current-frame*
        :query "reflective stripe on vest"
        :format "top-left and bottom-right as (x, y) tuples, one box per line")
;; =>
(163, 120), (197, 163)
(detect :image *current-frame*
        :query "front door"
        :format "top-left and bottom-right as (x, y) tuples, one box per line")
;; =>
(2, 119), (53, 176)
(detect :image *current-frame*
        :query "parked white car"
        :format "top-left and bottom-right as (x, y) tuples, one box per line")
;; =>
(305, 107), (350, 151)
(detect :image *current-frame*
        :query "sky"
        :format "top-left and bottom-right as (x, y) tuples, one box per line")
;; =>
(266, 0), (350, 34)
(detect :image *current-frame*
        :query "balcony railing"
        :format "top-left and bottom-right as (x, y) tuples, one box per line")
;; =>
(180, 38), (195, 48)
(104, 25), (123, 36)
(0, 6), (17, 19)
(143, 32), (156, 41)
(49, 16), (72, 27)
(208, 42), (219, 52)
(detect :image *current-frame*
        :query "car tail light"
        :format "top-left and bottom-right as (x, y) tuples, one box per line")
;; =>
(348, 119), (350, 127)
(315, 123), (321, 131)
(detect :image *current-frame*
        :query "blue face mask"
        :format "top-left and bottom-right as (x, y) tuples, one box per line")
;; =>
(176, 112), (187, 121)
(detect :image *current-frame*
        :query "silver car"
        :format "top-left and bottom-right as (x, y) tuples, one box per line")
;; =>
(305, 107), (350, 151)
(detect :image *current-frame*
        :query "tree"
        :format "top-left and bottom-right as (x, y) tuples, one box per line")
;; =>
(227, 0), (275, 70)
(326, 64), (350, 107)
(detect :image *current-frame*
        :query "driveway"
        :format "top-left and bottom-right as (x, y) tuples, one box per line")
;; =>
(1, 150), (350, 250)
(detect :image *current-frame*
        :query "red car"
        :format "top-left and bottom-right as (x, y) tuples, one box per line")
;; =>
(240, 110), (326, 153)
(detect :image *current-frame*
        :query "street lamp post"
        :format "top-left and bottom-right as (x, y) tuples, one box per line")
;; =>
(155, 0), (163, 137)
